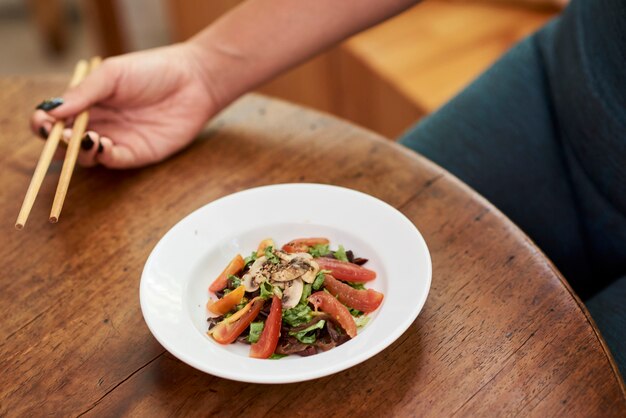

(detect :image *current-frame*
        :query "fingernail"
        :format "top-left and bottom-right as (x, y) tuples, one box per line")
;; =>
(36, 97), (64, 111)
(97, 142), (104, 154)
(81, 133), (94, 151)
(39, 126), (49, 139)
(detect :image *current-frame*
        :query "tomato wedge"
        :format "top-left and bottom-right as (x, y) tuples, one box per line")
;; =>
(206, 285), (246, 315)
(256, 238), (275, 256)
(209, 254), (245, 293)
(323, 275), (383, 313)
(315, 258), (376, 282)
(210, 297), (264, 344)
(250, 295), (282, 359)
(282, 237), (329, 254)
(308, 291), (356, 338)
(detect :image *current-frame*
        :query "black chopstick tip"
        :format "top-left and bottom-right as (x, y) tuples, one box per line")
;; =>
(81, 133), (94, 150)
(97, 142), (104, 154)
(36, 97), (64, 111)
(49, 216), (58, 224)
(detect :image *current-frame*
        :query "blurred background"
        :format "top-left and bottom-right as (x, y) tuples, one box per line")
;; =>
(1, 0), (562, 138)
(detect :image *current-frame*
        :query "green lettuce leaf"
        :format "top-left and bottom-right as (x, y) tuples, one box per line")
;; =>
(289, 320), (325, 344)
(243, 251), (257, 266)
(269, 353), (287, 360)
(248, 321), (264, 343)
(234, 297), (248, 312)
(354, 315), (370, 328)
(308, 244), (330, 257)
(349, 308), (363, 317)
(260, 281), (274, 300)
(282, 304), (313, 327)
(346, 281), (366, 290)
(312, 271), (327, 290)
(300, 283), (312, 304)
(264, 246), (280, 264)
(333, 245), (349, 262)
(227, 275), (241, 288)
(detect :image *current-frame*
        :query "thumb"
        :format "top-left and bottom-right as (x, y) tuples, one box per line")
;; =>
(48, 60), (120, 120)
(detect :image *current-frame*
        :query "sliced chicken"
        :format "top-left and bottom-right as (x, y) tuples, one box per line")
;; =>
(272, 251), (319, 283)
(271, 261), (310, 282)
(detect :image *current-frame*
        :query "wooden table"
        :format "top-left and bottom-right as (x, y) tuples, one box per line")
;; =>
(1, 77), (624, 417)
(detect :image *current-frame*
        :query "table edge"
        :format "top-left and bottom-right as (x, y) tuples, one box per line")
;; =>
(243, 92), (626, 397)
(5, 76), (624, 400)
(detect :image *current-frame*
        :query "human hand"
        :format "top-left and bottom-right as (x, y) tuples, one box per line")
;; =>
(31, 43), (220, 169)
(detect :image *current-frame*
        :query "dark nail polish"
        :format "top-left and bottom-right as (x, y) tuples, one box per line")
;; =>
(81, 133), (94, 151)
(39, 126), (49, 139)
(36, 97), (64, 111)
(97, 142), (104, 154)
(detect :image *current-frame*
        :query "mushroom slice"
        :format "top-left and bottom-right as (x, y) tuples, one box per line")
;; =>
(281, 278), (304, 309)
(275, 250), (293, 263)
(241, 256), (267, 292)
(300, 259), (320, 284)
(294, 252), (313, 260)
(275, 250), (313, 263)
(274, 250), (313, 261)
(242, 273), (260, 292)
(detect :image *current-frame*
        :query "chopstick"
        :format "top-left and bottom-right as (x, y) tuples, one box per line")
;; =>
(15, 60), (89, 229)
(15, 57), (100, 229)
(50, 56), (102, 223)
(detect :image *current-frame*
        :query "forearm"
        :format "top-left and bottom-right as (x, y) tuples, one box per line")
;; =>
(187, 0), (419, 107)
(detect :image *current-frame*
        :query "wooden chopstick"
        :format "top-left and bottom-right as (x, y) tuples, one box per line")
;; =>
(49, 56), (102, 223)
(15, 59), (90, 230)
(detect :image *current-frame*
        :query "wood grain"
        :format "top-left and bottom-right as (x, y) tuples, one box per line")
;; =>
(0, 77), (624, 417)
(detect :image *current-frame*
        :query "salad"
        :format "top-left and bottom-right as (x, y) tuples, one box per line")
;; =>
(206, 238), (384, 359)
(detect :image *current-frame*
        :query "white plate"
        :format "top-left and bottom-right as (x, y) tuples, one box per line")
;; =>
(140, 183), (431, 383)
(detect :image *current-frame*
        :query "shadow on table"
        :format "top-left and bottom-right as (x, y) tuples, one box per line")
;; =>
(141, 324), (425, 417)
